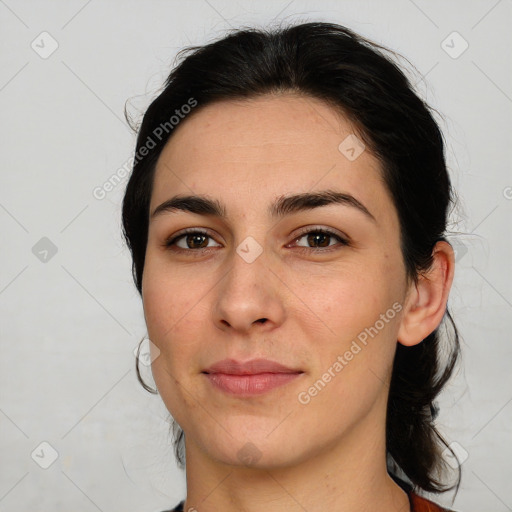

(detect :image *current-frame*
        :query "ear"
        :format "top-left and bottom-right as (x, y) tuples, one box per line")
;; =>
(397, 241), (455, 347)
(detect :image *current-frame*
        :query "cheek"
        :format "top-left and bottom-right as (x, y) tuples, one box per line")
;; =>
(142, 255), (202, 339)
(297, 261), (403, 335)
(141, 259), (205, 392)
(297, 285), (401, 426)
(294, 260), (404, 384)
(142, 262), (203, 421)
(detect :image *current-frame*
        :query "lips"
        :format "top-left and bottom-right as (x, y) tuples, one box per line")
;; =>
(202, 358), (304, 396)
(203, 358), (302, 375)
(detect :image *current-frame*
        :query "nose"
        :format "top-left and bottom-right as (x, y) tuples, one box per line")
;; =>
(213, 243), (286, 334)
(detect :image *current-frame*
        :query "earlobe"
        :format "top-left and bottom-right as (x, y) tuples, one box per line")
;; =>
(397, 241), (455, 347)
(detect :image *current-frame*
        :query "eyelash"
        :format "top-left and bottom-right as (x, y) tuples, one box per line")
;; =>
(163, 227), (349, 255)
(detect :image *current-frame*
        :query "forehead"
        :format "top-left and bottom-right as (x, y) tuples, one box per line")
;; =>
(150, 93), (392, 219)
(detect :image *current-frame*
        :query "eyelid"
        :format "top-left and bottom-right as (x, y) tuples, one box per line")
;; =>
(290, 225), (349, 243)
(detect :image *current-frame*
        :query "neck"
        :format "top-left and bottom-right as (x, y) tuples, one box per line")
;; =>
(181, 408), (411, 512)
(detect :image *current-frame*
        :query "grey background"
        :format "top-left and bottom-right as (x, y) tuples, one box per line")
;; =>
(1, 1), (511, 511)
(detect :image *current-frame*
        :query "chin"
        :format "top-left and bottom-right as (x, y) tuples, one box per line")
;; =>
(197, 426), (306, 470)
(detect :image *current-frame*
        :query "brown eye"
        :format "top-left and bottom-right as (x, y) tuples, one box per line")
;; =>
(293, 229), (348, 250)
(165, 230), (221, 251)
(306, 232), (331, 248)
(182, 233), (209, 249)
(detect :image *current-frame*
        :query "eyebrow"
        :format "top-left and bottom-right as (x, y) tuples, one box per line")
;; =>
(150, 189), (376, 223)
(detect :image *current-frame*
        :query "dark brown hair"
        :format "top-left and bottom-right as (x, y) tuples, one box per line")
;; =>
(122, 21), (462, 496)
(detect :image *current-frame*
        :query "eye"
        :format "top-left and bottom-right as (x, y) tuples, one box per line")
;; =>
(289, 227), (349, 252)
(163, 227), (349, 255)
(164, 229), (221, 252)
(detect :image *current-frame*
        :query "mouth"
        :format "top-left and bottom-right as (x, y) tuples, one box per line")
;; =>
(202, 372), (303, 396)
(202, 358), (304, 396)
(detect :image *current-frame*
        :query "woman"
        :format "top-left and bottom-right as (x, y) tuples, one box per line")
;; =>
(122, 21), (462, 512)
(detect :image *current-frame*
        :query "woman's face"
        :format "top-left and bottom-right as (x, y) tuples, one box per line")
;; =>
(142, 93), (411, 468)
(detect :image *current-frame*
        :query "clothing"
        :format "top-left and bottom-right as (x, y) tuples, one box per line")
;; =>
(162, 475), (457, 512)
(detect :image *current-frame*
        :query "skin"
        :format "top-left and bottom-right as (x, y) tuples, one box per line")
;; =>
(142, 93), (455, 512)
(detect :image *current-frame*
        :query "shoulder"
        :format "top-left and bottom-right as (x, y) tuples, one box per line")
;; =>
(410, 491), (458, 512)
